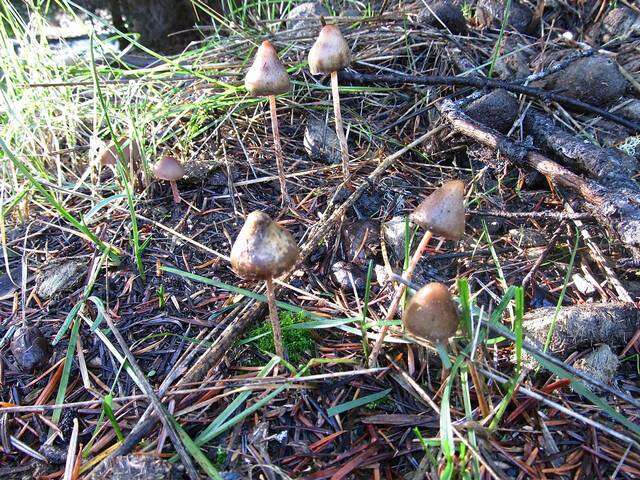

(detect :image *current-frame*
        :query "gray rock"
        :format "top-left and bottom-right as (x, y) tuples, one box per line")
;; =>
(602, 7), (639, 41)
(36, 259), (86, 299)
(464, 89), (519, 133)
(331, 261), (367, 292)
(10, 325), (50, 373)
(382, 216), (409, 262)
(341, 219), (380, 265)
(508, 228), (546, 248)
(286, 2), (328, 33)
(418, 1), (467, 34)
(572, 344), (619, 392)
(476, 0), (534, 33)
(304, 115), (341, 165)
(545, 55), (628, 107)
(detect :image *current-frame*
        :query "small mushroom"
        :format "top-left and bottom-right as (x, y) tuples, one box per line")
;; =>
(10, 325), (51, 373)
(153, 156), (185, 204)
(368, 180), (466, 367)
(230, 211), (299, 360)
(308, 22), (351, 181)
(97, 138), (141, 168)
(403, 282), (459, 344)
(245, 40), (291, 206)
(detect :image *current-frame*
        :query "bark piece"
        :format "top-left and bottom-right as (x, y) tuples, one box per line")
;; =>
(522, 302), (638, 359)
(572, 344), (620, 391)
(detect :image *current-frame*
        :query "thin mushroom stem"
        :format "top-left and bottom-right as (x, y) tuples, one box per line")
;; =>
(368, 230), (433, 367)
(265, 277), (285, 361)
(268, 94), (290, 206)
(169, 180), (181, 204)
(330, 70), (349, 181)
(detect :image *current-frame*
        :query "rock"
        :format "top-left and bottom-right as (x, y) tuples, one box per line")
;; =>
(382, 216), (408, 262)
(464, 89), (519, 133)
(10, 325), (51, 373)
(304, 116), (341, 165)
(572, 344), (619, 391)
(86, 454), (184, 480)
(341, 219), (380, 265)
(545, 56), (628, 107)
(602, 7), (640, 42)
(36, 259), (86, 299)
(418, 1), (467, 34)
(476, 0), (534, 33)
(285, 2), (328, 33)
(617, 99), (640, 122)
(331, 261), (367, 292)
(507, 228), (546, 248)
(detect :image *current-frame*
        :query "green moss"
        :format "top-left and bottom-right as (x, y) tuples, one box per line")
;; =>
(247, 311), (315, 365)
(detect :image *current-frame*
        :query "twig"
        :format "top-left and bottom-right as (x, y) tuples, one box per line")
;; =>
(470, 209), (593, 221)
(521, 222), (565, 289)
(340, 71), (640, 132)
(101, 313), (200, 480)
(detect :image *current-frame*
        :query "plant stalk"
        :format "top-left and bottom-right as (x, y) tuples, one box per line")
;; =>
(169, 180), (181, 204)
(269, 95), (290, 206)
(330, 70), (349, 181)
(368, 230), (433, 367)
(265, 277), (285, 361)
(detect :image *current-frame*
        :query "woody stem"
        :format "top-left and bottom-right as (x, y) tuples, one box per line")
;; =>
(269, 95), (290, 206)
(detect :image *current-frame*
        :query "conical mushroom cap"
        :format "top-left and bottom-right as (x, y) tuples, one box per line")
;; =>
(230, 211), (299, 280)
(403, 282), (458, 344)
(98, 139), (141, 166)
(153, 156), (185, 181)
(410, 180), (465, 240)
(308, 24), (351, 74)
(245, 40), (290, 96)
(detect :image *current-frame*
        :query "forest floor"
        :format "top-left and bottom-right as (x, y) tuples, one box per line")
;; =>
(1, 1), (640, 479)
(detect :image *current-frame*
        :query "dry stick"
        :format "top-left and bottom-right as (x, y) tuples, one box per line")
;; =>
(340, 71), (640, 132)
(268, 94), (290, 206)
(521, 222), (565, 289)
(331, 70), (350, 181)
(385, 354), (502, 480)
(179, 125), (446, 386)
(438, 100), (640, 257)
(368, 230), (433, 367)
(265, 277), (284, 360)
(101, 314), (200, 480)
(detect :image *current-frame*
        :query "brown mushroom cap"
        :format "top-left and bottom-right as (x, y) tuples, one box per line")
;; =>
(98, 139), (141, 166)
(153, 156), (185, 181)
(308, 24), (351, 74)
(230, 211), (299, 280)
(410, 179), (465, 240)
(402, 282), (459, 343)
(245, 40), (291, 97)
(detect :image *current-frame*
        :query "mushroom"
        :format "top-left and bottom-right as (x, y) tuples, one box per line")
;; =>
(368, 180), (465, 366)
(230, 211), (299, 360)
(308, 22), (351, 181)
(402, 282), (459, 345)
(10, 325), (51, 373)
(245, 40), (291, 206)
(153, 156), (185, 204)
(97, 138), (141, 167)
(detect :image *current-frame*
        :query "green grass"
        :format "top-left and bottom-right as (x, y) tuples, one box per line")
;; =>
(246, 311), (316, 365)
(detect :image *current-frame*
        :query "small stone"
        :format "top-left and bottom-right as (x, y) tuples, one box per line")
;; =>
(418, 1), (467, 34)
(285, 2), (328, 33)
(10, 325), (51, 373)
(572, 344), (619, 391)
(382, 216), (409, 262)
(476, 0), (534, 33)
(602, 7), (639, 41)
(304, 116), (341, 165)
(545, 56), (628, 107)
(341, 219), (380, 265)
(86, 454), (184, 480)
(36, 259), (85, 299)
(508, 228), (546, 247)
(331, 261), (367, 292)
(464, 89), (519, 133)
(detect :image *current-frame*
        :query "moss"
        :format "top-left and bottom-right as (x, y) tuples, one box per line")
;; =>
(247, 311), (315, 365)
